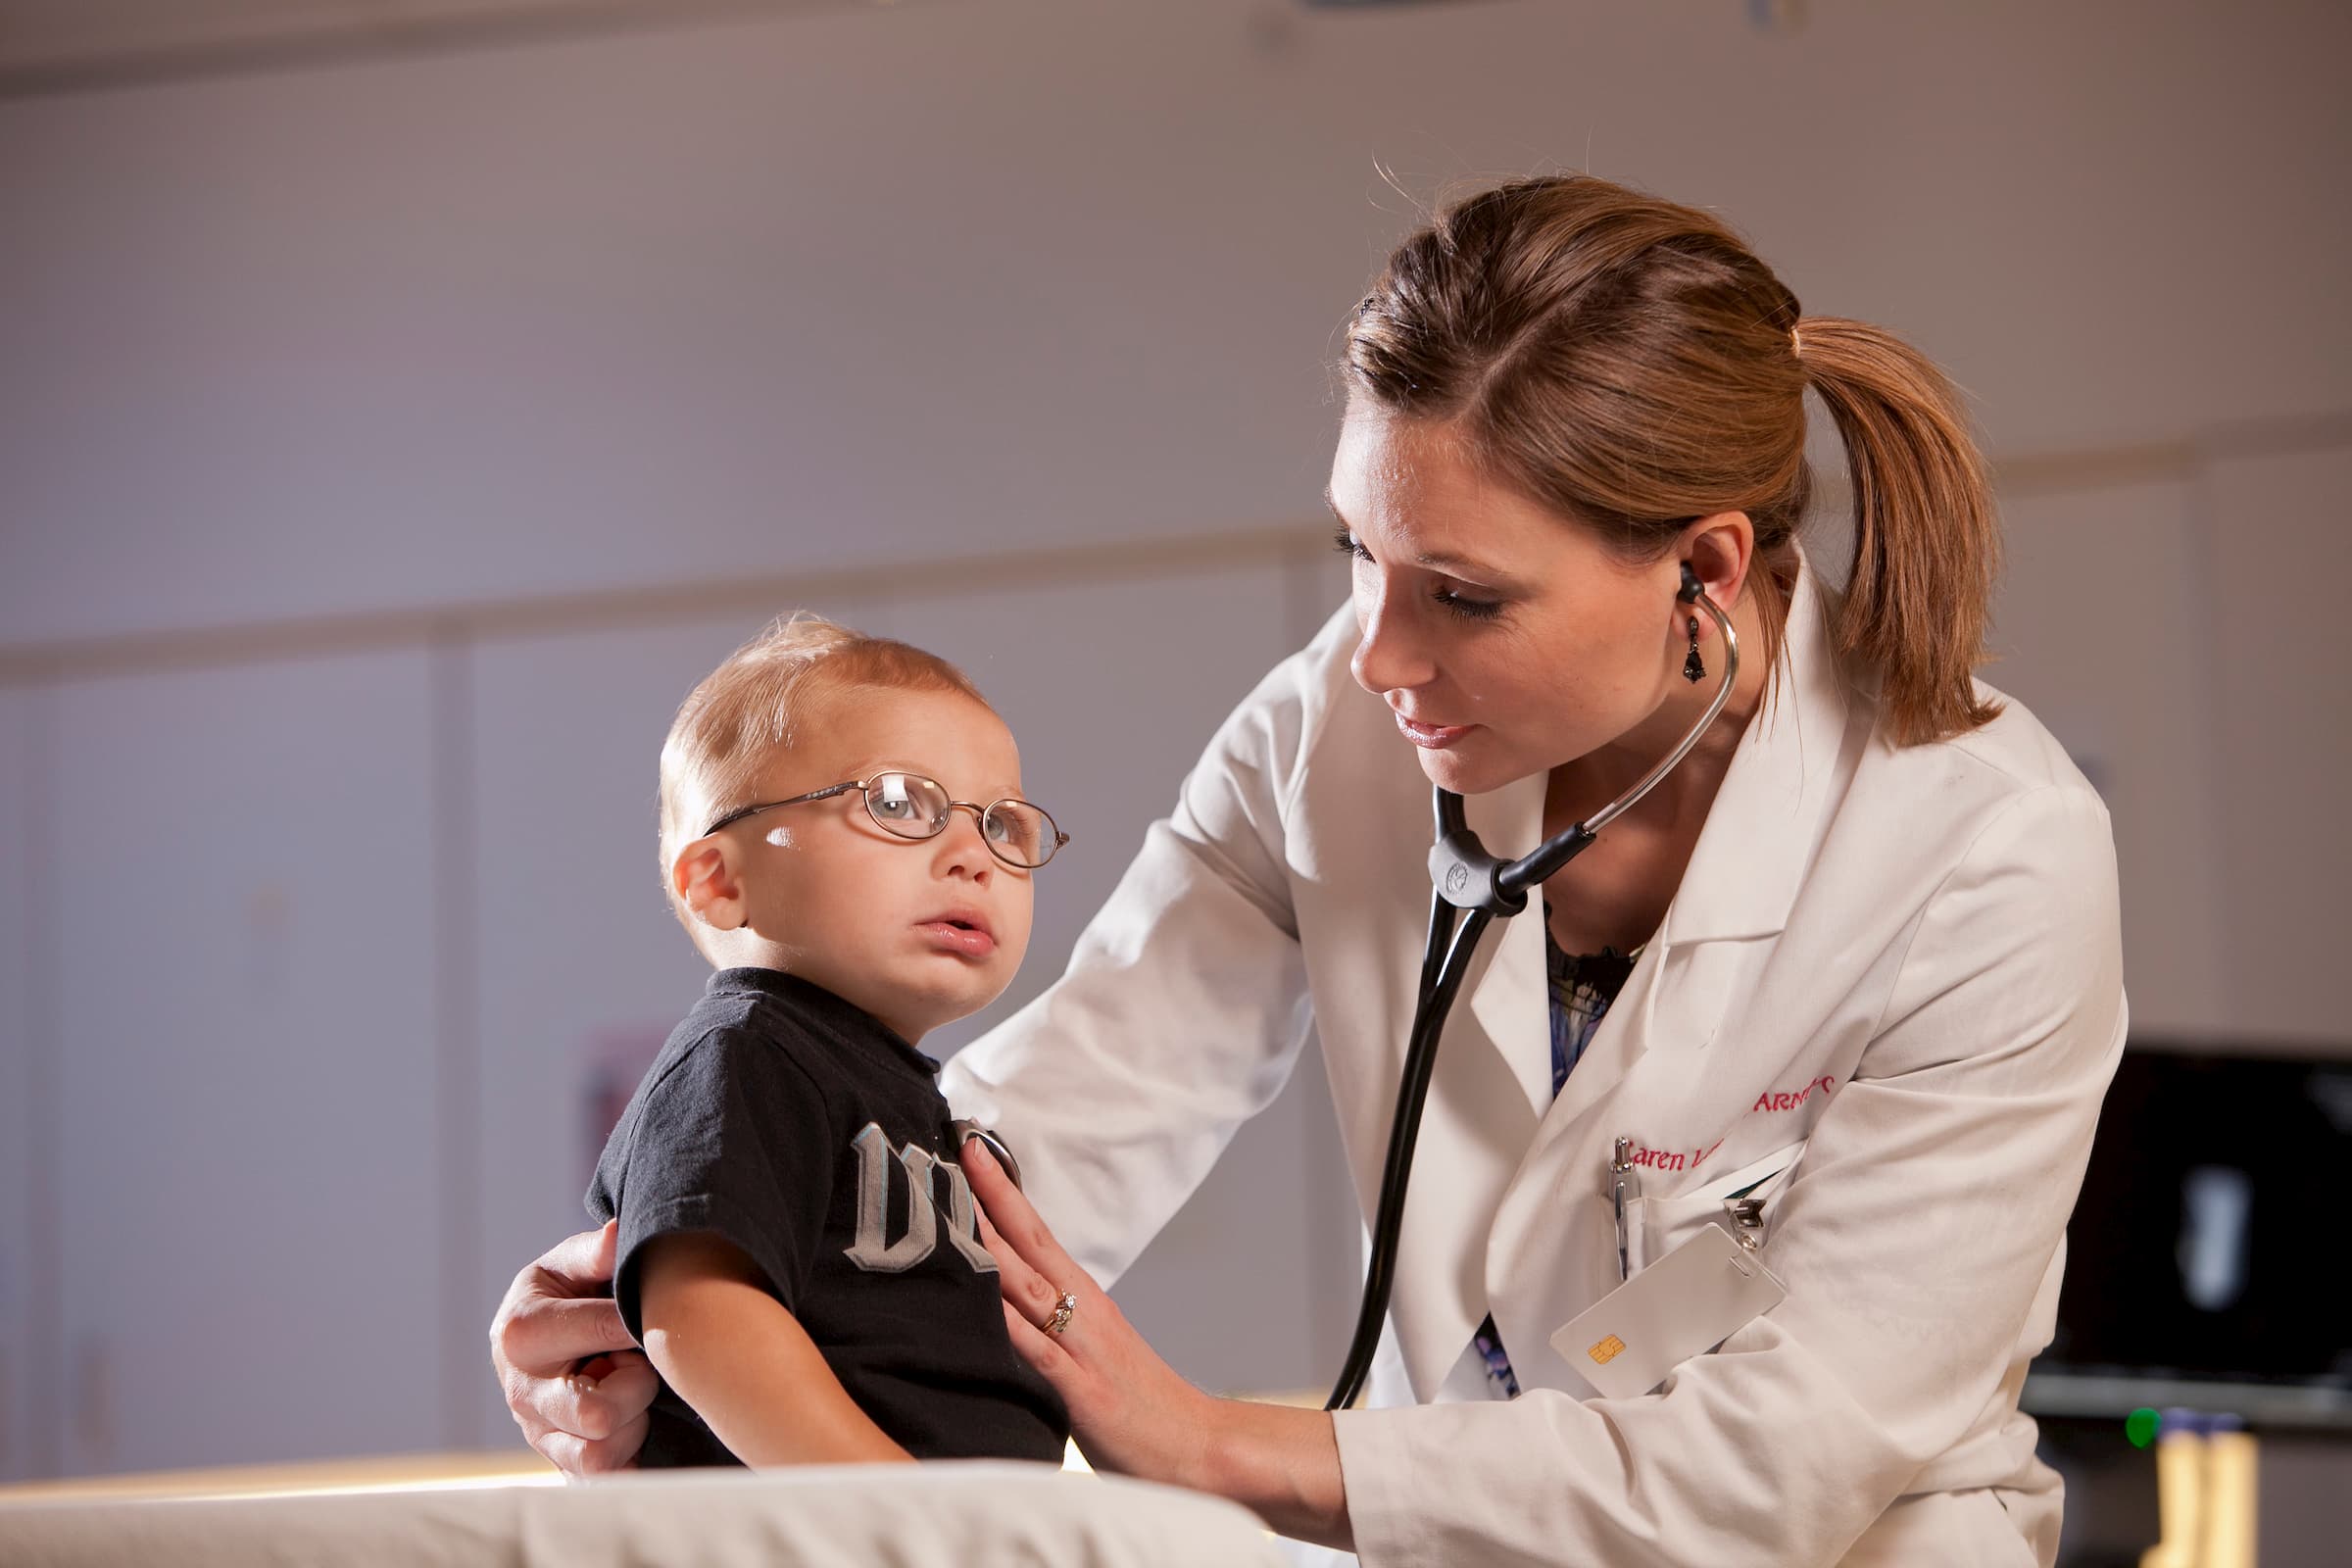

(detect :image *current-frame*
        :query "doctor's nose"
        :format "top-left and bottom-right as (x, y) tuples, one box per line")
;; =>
(1350, 591), (1439, 699)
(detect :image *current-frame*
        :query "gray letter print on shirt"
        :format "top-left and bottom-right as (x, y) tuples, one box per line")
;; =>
(843, 1121), (1000, 1275)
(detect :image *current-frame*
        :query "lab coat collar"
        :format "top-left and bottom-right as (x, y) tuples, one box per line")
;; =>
(1459, 786), (1553, 1122)
(1459, 549), (1848, 1112)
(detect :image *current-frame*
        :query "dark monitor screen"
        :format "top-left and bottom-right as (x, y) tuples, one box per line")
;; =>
(2046, 1043), (2352, 1387)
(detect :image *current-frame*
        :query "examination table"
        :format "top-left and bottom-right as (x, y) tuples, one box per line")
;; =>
(0, 1457), (1288, 1566)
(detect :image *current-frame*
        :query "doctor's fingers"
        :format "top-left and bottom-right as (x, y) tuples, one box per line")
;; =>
(964, 1165), (1058, 1325)
(507, 1218), (622, 1310)
(494, 1289), (640, 1379)
(1002, 1299), (1080, 1390)
(961, 1145), (1102, 1337)
(971, 1193), (1072, 1333)
(532, 1405), (652, 1480)
(572, 1350), (659, 1438)
(502, 1343), (653, 1458)
(506, 1350), (654, 1478)
(490, 1222), (636, 1379)
(959, 1138), (1094, 1297)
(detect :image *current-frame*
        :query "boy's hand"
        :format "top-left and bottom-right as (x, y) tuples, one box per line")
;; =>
(489, 1220), (659, 1477)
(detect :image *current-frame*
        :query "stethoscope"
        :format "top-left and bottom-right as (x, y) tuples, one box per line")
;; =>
(1323, 563), (1742, 1411)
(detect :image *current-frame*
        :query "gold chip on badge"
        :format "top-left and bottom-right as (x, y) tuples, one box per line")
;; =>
(1588, 1334), (1626, 1365)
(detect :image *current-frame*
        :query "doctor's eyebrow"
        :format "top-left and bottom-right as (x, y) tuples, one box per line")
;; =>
(1323, 487), (1531, 591)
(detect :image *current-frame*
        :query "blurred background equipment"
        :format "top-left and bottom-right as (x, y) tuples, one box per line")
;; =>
(2028, 1044), (2350, 1566)
(2042, 1048), (2350, 1403)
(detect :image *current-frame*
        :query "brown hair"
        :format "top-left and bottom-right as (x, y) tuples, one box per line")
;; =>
(657, 613), (990, 896)
(1345, 173), (2000, 745)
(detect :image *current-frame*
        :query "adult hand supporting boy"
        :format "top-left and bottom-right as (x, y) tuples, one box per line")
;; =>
(489, 1218), (658, 1475)
(635, 1230), (914, 1466)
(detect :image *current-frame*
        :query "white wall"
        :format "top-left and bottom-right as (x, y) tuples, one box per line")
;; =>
(1, 0), (2345, 643)
(2198, 448), (2352, 1042)
(0, 691), (38, 1481)
(1989, 478), (2231, 1036)
(1988, 447), (2352, 1051)
(45, 654), (445, 1473)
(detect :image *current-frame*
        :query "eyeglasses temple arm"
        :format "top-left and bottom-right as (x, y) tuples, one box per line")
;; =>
(702, 780), (860, 837)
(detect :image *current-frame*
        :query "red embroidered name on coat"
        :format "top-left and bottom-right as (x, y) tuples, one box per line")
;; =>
(1752, 1075), (1838, 1114)
(1622, 1138), (1725, 1174)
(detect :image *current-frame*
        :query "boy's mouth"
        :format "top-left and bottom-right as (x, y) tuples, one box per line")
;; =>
(916, 908), (997, 958)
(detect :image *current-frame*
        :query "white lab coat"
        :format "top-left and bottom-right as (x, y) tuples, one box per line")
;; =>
(942, 550), (2126, 1567)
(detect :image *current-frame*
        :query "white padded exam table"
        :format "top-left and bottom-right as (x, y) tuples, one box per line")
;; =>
(0, 1459), (1289, 1566)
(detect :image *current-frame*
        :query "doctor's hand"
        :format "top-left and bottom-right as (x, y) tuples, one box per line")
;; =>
(488, 1219), (660, 1477)
(958, 1139), (1222, 1484)
(961, 1141), (1352, 1547)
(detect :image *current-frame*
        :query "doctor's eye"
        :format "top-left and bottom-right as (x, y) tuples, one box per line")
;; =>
(1331, 526), (1372, 563)
(1431, 584), (1504, 621)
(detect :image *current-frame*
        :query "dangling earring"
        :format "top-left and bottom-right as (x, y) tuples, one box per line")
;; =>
(1684, 616), (1705, 684)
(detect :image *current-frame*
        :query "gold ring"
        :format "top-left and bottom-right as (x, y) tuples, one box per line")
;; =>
(1044, 1290), (1078, 1337)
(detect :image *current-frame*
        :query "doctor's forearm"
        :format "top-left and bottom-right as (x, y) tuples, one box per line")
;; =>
(1192, 1397), (1353, 1551)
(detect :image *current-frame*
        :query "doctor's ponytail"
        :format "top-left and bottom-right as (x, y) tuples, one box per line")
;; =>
(1346, 173), (2003, 747)
(1789, 318), (2002, 743)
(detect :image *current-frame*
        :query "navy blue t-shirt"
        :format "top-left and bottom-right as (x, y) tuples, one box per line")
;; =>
(585, 967), (1067, 1466)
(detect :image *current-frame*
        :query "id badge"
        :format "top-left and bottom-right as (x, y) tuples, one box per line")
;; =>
(1549, 1222), (1786, 1399)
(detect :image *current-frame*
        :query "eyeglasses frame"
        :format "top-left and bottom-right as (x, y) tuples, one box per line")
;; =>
(702, 772), (1070, 869)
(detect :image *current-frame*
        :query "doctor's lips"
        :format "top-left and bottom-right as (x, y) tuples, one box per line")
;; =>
(1392, 710), (1477, 750)
(915, 906), (998, 957)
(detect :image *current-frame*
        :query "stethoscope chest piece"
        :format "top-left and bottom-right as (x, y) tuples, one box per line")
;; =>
(950, 1118), (1023, 1191)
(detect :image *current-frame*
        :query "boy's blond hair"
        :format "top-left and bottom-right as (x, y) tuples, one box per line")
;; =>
(658, 613), (990, 908)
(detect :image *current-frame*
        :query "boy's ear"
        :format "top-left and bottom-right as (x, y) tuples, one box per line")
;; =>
(671, 834), (750, 931)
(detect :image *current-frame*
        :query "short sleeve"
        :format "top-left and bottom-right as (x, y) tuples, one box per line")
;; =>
(601, 1027), (835, 1344)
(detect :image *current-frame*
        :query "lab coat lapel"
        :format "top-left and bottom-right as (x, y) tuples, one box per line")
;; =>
(1460, 772), (1553, 1122)
(1565, 551), (1848, 1101)
(1369, 767), (1549, 1400)
(1470, 554), (1844, 1149)
(1370, 554), (1853, 1400)
(1488, 555), (1855, 1365)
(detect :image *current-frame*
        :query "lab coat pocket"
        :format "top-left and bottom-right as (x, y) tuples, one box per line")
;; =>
(1626, 1138), (1808, 1275)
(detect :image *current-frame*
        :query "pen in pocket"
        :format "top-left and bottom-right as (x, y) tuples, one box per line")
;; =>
(1610, 1136), (1638, 1282)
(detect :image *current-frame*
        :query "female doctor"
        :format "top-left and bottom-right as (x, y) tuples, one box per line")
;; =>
(490, 173), (2126, 1566)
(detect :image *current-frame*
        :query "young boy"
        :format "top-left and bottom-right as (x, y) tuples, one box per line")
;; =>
(584, 614), (1072, 1468)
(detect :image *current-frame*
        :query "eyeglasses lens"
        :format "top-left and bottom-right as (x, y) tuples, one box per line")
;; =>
(981, 801), (1054, 867)
(862, 773), (1058, 867)
(865, 772), (951, 837)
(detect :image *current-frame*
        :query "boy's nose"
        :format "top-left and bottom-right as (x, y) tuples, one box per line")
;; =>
(933, 808), (996, 876)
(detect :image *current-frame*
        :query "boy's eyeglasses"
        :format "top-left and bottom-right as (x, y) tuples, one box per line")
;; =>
(704, 771), (1070, 870)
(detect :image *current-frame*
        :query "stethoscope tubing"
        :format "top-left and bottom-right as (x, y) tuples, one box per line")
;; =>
(1325, 574), (1741, 1411)
(1502, 585), (1744, 890)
